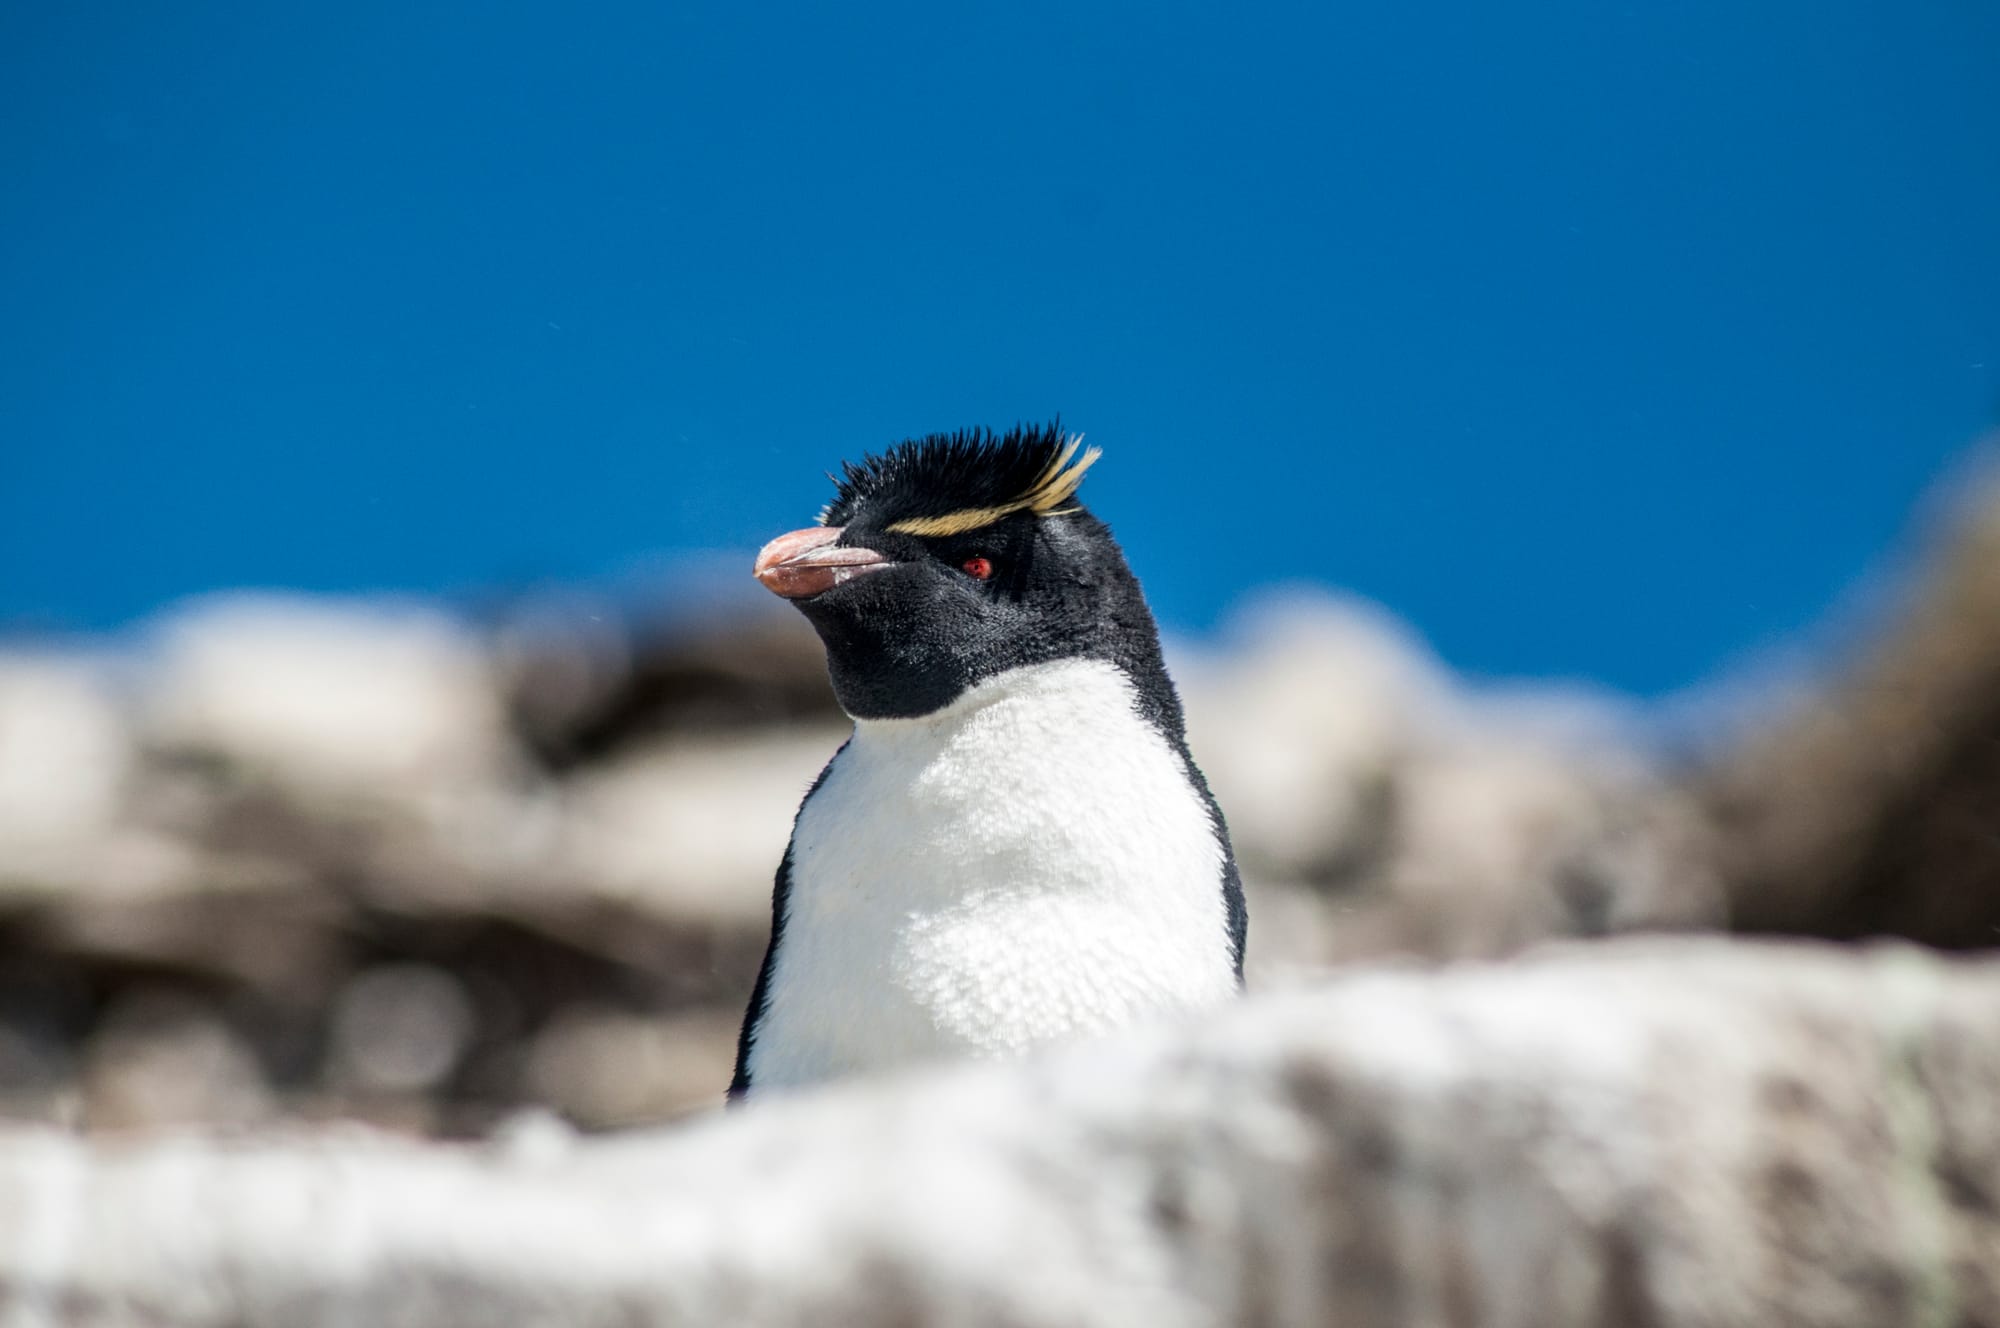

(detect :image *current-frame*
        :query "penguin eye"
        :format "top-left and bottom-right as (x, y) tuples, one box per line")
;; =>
(960, 555), (994, 581)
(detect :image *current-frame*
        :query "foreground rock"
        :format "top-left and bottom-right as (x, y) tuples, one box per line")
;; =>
(1, 940), (1992, 1328)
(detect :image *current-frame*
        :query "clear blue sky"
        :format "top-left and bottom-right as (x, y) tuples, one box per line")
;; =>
(3, 3), (1996, 695)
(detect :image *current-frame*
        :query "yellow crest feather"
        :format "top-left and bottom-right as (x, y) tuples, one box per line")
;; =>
(885, 437), (1102, 537)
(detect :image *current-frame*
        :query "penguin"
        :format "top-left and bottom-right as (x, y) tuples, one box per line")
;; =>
(729, 422), (1247, 1100)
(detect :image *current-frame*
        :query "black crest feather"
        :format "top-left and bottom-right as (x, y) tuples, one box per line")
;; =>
(818, 421), (1098, 534)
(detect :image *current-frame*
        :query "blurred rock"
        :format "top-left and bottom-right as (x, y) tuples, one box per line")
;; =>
(497, 601), (839, 768)
(0, 653), (196, 904)
(0, 940), (1992, 1327)
(1701, 455), (2000, 947)
(554, 728), (841, 926)
(526, 1007), (740, 1126)
(81, 991), (272, 1131)
(329, 966), (476, 1096)
(1187, 593), (1725, 965)
(2, 454), (1998, 1136)
(1183, 595), (1445, 882)
(142, 595), (524, 805)
(0, 655), (132, 848)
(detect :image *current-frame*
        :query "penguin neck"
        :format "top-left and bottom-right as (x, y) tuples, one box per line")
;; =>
(846, 631), (1191, 750)
(850, 651), (1184, 763)
(871, 650), (1078, 713)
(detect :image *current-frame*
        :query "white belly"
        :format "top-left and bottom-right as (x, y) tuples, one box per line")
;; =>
(746, 658), (1236, 1092)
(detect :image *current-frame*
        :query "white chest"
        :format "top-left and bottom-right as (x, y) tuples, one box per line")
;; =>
(746, 658), (1236, 1092)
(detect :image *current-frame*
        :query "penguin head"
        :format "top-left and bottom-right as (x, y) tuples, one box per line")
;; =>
(755, 422), (1166, 720)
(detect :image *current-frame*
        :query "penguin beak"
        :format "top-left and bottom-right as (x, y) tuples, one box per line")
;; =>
(754, 526), (897, 600)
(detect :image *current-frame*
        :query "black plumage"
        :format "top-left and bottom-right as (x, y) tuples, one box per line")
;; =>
(819, 420), (1079, 532)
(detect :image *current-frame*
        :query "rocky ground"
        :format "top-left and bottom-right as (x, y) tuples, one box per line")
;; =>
(0, 462), (1996, 1141)
(4, 940), (1995, 1328)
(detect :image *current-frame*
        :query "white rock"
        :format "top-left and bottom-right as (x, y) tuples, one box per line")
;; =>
(557, 728), (844, 923)
(140, 596), (518, 798)
(0, 939), (1991, 1327)
(0, 654), (133, 845)
(1181, 591), (1450, 879)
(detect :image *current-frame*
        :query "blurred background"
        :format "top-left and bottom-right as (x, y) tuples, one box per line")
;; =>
(1, 2), (1996, 1135)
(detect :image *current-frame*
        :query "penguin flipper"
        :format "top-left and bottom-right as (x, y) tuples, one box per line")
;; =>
(727, 851), (793, 1103)
(728, 742), (846, 1103)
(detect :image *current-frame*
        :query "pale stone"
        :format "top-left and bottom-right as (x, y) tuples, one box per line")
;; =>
(0, 940), (1992, 1328)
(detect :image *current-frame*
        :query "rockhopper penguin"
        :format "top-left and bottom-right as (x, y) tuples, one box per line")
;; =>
(730, 423), (1247, 1099)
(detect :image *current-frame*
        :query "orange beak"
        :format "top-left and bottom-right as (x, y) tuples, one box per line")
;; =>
(753, 526), (897, 600)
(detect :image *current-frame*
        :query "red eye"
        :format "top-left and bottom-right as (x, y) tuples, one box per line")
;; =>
(961, 555), (994, 580)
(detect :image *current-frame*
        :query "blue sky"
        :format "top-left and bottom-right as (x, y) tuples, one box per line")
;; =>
(3, 2), (1996, 695)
